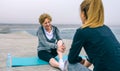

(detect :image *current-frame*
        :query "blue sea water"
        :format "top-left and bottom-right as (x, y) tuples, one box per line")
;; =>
(12, 28), (76, 39)
(111, 27), (120, 42)
(11, 26), (120, 42)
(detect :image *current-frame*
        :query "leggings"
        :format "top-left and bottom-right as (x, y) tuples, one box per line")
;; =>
(38, 49), (58, 62)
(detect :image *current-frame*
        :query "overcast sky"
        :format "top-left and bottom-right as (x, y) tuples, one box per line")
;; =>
(0, 0), (120, 25)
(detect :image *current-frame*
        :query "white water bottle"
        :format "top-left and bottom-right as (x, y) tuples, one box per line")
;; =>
(7, 53), (12, 71)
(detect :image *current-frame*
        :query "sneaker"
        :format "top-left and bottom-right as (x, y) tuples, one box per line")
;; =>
(59, 60), (68, 71)
(59, 59), (64, 71)
(63, 60), (68, 71)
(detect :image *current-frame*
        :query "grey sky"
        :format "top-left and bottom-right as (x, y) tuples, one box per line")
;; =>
(0, 0), (120, 25)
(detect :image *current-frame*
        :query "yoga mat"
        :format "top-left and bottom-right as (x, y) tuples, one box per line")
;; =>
(12, 56), (48, 67)
(12, 55), (86, 67)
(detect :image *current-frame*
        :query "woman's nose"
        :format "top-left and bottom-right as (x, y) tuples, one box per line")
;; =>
(46, 22), (50, 26)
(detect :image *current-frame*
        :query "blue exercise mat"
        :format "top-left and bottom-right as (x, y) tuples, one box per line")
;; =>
(12, 56), (68, 67)
(12, 56), (48, 67)
(12, 55), (86, 67)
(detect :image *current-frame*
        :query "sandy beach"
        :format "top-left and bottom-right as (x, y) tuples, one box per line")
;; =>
(0, 32), (92, 71)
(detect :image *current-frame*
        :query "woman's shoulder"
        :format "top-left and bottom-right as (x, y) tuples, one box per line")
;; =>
(76, 27), (93, 36)
(76, 27), (89, 32)
(77, 25), (109, 31)
(52, 25), (60, 31)
(52, 25), (58, 29)
(37, 26), (43, 31)
(36, 26), (43, 35)
(75, 28), (85, 35)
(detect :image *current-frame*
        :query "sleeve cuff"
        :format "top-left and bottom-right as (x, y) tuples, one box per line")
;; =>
(77, 56), (82, 62)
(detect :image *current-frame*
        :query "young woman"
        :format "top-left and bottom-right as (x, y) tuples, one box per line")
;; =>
(37, 13), (66, 71)
(68, 0), (120, 71)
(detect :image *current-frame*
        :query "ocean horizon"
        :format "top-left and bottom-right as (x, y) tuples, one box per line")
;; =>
(0, 24), (120, 41)
(0, 23), (120, 29)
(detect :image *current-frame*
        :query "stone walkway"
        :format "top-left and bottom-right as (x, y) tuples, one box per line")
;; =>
(0, 32), (92, 71)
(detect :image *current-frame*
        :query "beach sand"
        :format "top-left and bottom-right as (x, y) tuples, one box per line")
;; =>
(0, 32), (93, 71)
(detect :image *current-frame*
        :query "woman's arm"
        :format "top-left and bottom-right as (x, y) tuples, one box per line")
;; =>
(68, 29), (85, 64)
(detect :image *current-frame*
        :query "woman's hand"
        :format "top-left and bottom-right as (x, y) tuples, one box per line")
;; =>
(57, 40), (63, 46)
(57, 44), (66, 53)
(83, 60), (92, 68)
(80, 59), (85, 65)
(57, 40), (66, 53)
(80, 59), (92, 68)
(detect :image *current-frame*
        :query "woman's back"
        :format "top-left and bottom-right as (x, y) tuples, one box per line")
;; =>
(68, 0), (120, 71)
(82, 25), (120, 71)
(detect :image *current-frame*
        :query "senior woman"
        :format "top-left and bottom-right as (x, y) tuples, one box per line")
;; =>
(37, 13), (65, 71)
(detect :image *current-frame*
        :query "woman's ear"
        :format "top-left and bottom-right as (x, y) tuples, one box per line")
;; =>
(80, 11), (87, 24)
(83, 11), (87, 19)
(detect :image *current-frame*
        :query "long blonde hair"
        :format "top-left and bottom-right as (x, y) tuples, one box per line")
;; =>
(81, 0), (104, 28)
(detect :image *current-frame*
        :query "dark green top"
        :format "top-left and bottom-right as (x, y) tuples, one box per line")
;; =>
(68, 25), (120, 71)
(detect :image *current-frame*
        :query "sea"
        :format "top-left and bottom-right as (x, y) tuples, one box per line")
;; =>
(0, 24), (120, 42)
